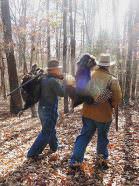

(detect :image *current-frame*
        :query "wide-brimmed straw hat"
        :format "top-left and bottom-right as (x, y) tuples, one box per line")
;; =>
(46, 60), (62, 70)
(97, 53), (116, 66)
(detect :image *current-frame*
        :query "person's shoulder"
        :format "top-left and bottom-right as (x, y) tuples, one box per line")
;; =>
(41, 75), (57, 84)
(48, 77), (60, 86)
(48, 77), (57, 82)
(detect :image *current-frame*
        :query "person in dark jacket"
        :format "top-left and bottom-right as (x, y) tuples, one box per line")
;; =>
(27, 60), (65, 158)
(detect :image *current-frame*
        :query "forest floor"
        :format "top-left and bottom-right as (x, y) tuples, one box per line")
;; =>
(0, 98), (139, 186)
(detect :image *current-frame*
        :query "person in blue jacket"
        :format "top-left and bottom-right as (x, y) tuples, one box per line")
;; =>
(27, 60), (65, 159)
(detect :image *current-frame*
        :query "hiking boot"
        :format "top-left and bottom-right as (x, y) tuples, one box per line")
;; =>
(102, 161), (109, 170)
(95, 156), (109, 171)
(69, 164), (81, 171)
(96, 161), (109, 170)
(47, 149), (57, 155)
(27, 154), (44, 161)
(67, 164), (82, 175)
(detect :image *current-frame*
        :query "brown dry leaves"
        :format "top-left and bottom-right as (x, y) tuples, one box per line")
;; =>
(0, 104), (139, 186)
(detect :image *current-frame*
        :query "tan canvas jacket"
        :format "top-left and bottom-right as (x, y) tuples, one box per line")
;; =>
(82, 68), (122, 123)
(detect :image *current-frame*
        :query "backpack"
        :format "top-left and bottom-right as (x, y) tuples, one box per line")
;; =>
(21, 67), (43, 111)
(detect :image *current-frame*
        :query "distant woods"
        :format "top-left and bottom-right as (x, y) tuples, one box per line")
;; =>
(0, 0), (139, 113)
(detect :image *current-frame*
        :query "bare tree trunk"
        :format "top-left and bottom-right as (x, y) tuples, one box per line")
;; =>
(83, 0), (96, 52)
(121, 15), (128, 97)
(30, 0), (41, 69)
(81, 23), (85, 53)
(131, 56), (138, 100)
(63, 0), (69, 113)
(69, 0), (76, 76)
(131, 0), (139, 100)
(1, 0), (22, 114)
(0, 49), (6, 99)
(30, 34), (35, 69)
(124, 0), (134, 104)
(58, 24), (62, 61)
(55, 1), (60, 60)
(112, 0), (122, 85)
(47, 0), (50, 61)
(18, 0), (28, 74)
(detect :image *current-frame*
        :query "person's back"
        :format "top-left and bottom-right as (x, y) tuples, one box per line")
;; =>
(39, 75), (64, 105)
(82, 67), (122, 123)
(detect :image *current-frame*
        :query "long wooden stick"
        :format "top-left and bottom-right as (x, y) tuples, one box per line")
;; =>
(115, 106), (118, 131)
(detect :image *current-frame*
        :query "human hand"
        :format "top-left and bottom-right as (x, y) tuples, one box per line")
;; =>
(63, 73), (75, 86)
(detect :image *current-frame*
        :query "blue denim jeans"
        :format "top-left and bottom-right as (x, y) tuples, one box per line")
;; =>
(70, 117), (111, 165)
(27, 102), (58, 157)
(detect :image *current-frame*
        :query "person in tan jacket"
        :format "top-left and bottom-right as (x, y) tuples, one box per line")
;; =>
(70, 53), (122, 170)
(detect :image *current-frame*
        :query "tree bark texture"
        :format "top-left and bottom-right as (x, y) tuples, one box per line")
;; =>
(1, 0), (22, 114)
